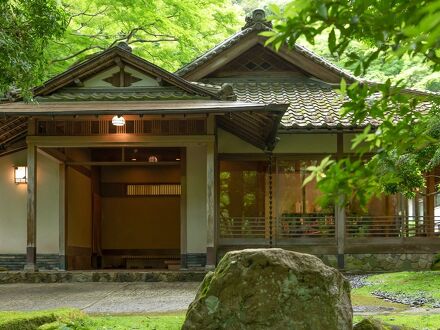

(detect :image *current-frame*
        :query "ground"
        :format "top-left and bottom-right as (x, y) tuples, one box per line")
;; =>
(0, 282), (198, 313)
(0, 272), (439, 329)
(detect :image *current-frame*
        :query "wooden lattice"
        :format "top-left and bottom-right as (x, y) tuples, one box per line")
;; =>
(36, 119), (207, 136)
(209, 44), (305, 76)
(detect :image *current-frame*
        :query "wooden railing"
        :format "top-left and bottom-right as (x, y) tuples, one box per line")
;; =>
(346, 215), (440, 238)
(219, 215), (335, 240)
(219, 215), (440, 241)
(276, 215), (335, 239)
(219, 217), (266, 239)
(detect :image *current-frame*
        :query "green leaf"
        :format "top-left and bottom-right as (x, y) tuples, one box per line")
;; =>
(317, 3), (328, 19)
(328, 28), (336, 53)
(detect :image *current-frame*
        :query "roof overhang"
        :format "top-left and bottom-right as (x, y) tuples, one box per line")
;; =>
(217, 103), (288, 151)
(0, 100), (279, 116)
(0, 100), (289, 152)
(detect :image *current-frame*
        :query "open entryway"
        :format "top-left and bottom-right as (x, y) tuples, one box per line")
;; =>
(63, 147), (183, 270)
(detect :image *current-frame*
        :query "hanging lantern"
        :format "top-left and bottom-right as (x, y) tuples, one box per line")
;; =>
(112, 115), (125, 126)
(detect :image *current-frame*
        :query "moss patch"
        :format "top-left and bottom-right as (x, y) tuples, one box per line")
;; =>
(353, 271), (440, 301)
(351, 293), (408, 312)
(354, 314), (440, 330)
(0, 309), (83, 330)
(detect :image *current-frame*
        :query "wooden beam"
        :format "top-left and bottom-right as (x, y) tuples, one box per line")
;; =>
(336, 199), (345, 269)
(24, 143), (37, 271)
(27, 135), (215, 147)
(206, 140), (216, 269)
(425, 172), (436, 236)
(182, 34), (259, 81)
(180, 147), (188, 268)
(59, 163), (66, 270)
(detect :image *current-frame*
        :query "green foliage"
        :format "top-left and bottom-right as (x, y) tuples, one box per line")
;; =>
(267, 0), (440, 73)
(267, 0), (440, 208)
(46, 0), (242, 76)
(0, 0), (67, 99)
(0, 309), (185, 330)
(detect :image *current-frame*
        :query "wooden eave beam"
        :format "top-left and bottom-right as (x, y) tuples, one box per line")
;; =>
(182, 33), (260, 81)
(217, 117), (267, 150)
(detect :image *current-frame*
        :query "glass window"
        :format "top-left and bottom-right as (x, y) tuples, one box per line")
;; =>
(219, 161), (267, 219)
(276, 160), (331, 216)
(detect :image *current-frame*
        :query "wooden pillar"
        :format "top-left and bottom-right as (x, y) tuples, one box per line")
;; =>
(59, 163), (67, 270)
(336, 132), (345, 269)
(425, 173), (435, 236)
(336, 198), (345, 269)
(206, 140), (216, 269)
(91, 166), (102, 269)
(180, 148), (188, 269)
(24, 143), (38, 272)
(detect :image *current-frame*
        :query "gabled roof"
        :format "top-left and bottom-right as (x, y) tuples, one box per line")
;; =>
(176, 9), (357, 83)
(178, 9), (438, 130)
(0, 41), (289, 152)
(33, 42), (226, 100)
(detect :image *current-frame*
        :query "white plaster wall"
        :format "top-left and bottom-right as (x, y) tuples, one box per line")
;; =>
(83, 66), (159, 88)
(186, 145), (207, 254)
(0, 150), (59, 254)
(218, 129), (338, 154)
(274, 133), (337, 153)
(37, 152), (60, 253)
(217, 129), (264, 154)
(0, 151), (27, 253)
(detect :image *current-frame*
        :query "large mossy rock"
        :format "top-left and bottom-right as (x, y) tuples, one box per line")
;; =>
(182, 248), (352, 330)
(354, 318), (415, 330)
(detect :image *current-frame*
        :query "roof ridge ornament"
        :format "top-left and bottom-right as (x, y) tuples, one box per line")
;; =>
(242, 9), (272, 30)
(218, 83), (237, 101)
(116, 41), (132, 53)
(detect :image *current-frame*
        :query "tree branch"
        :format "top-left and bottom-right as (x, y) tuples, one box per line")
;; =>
(50, 45), (104, 63)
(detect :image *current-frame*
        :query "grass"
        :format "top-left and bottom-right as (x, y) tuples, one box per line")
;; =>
(353, 314), (440, 330)
(351, 292), (408, 312)
(0, 309), (84, 330)
(350, 271), (440, 329)
(353, 271), (440, 301)
(0, 310), (185, 330)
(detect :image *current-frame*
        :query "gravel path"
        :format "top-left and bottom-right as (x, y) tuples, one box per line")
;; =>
(0, 282), (200, 313)
(346, 275), (371, 289)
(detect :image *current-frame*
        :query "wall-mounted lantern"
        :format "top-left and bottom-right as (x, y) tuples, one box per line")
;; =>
(112, 115), (125, 126)
(14, 166), (28, 184)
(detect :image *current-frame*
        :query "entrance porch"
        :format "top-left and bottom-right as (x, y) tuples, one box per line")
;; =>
(23, 131), (217, 271)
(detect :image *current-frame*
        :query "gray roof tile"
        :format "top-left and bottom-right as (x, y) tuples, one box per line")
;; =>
(202, 78), (382, 129)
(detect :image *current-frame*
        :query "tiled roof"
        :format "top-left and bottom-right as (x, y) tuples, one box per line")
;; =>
(202, 78), (380, 129)
(175, 11), (357, 82)
(34, 87), (210, 102)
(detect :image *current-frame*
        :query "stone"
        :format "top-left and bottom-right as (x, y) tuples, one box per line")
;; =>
(354, 318), (415, 330)
(182, 248), (352, 330)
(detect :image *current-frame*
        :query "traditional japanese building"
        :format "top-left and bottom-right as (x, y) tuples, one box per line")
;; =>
(0, 10), (438, 272)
